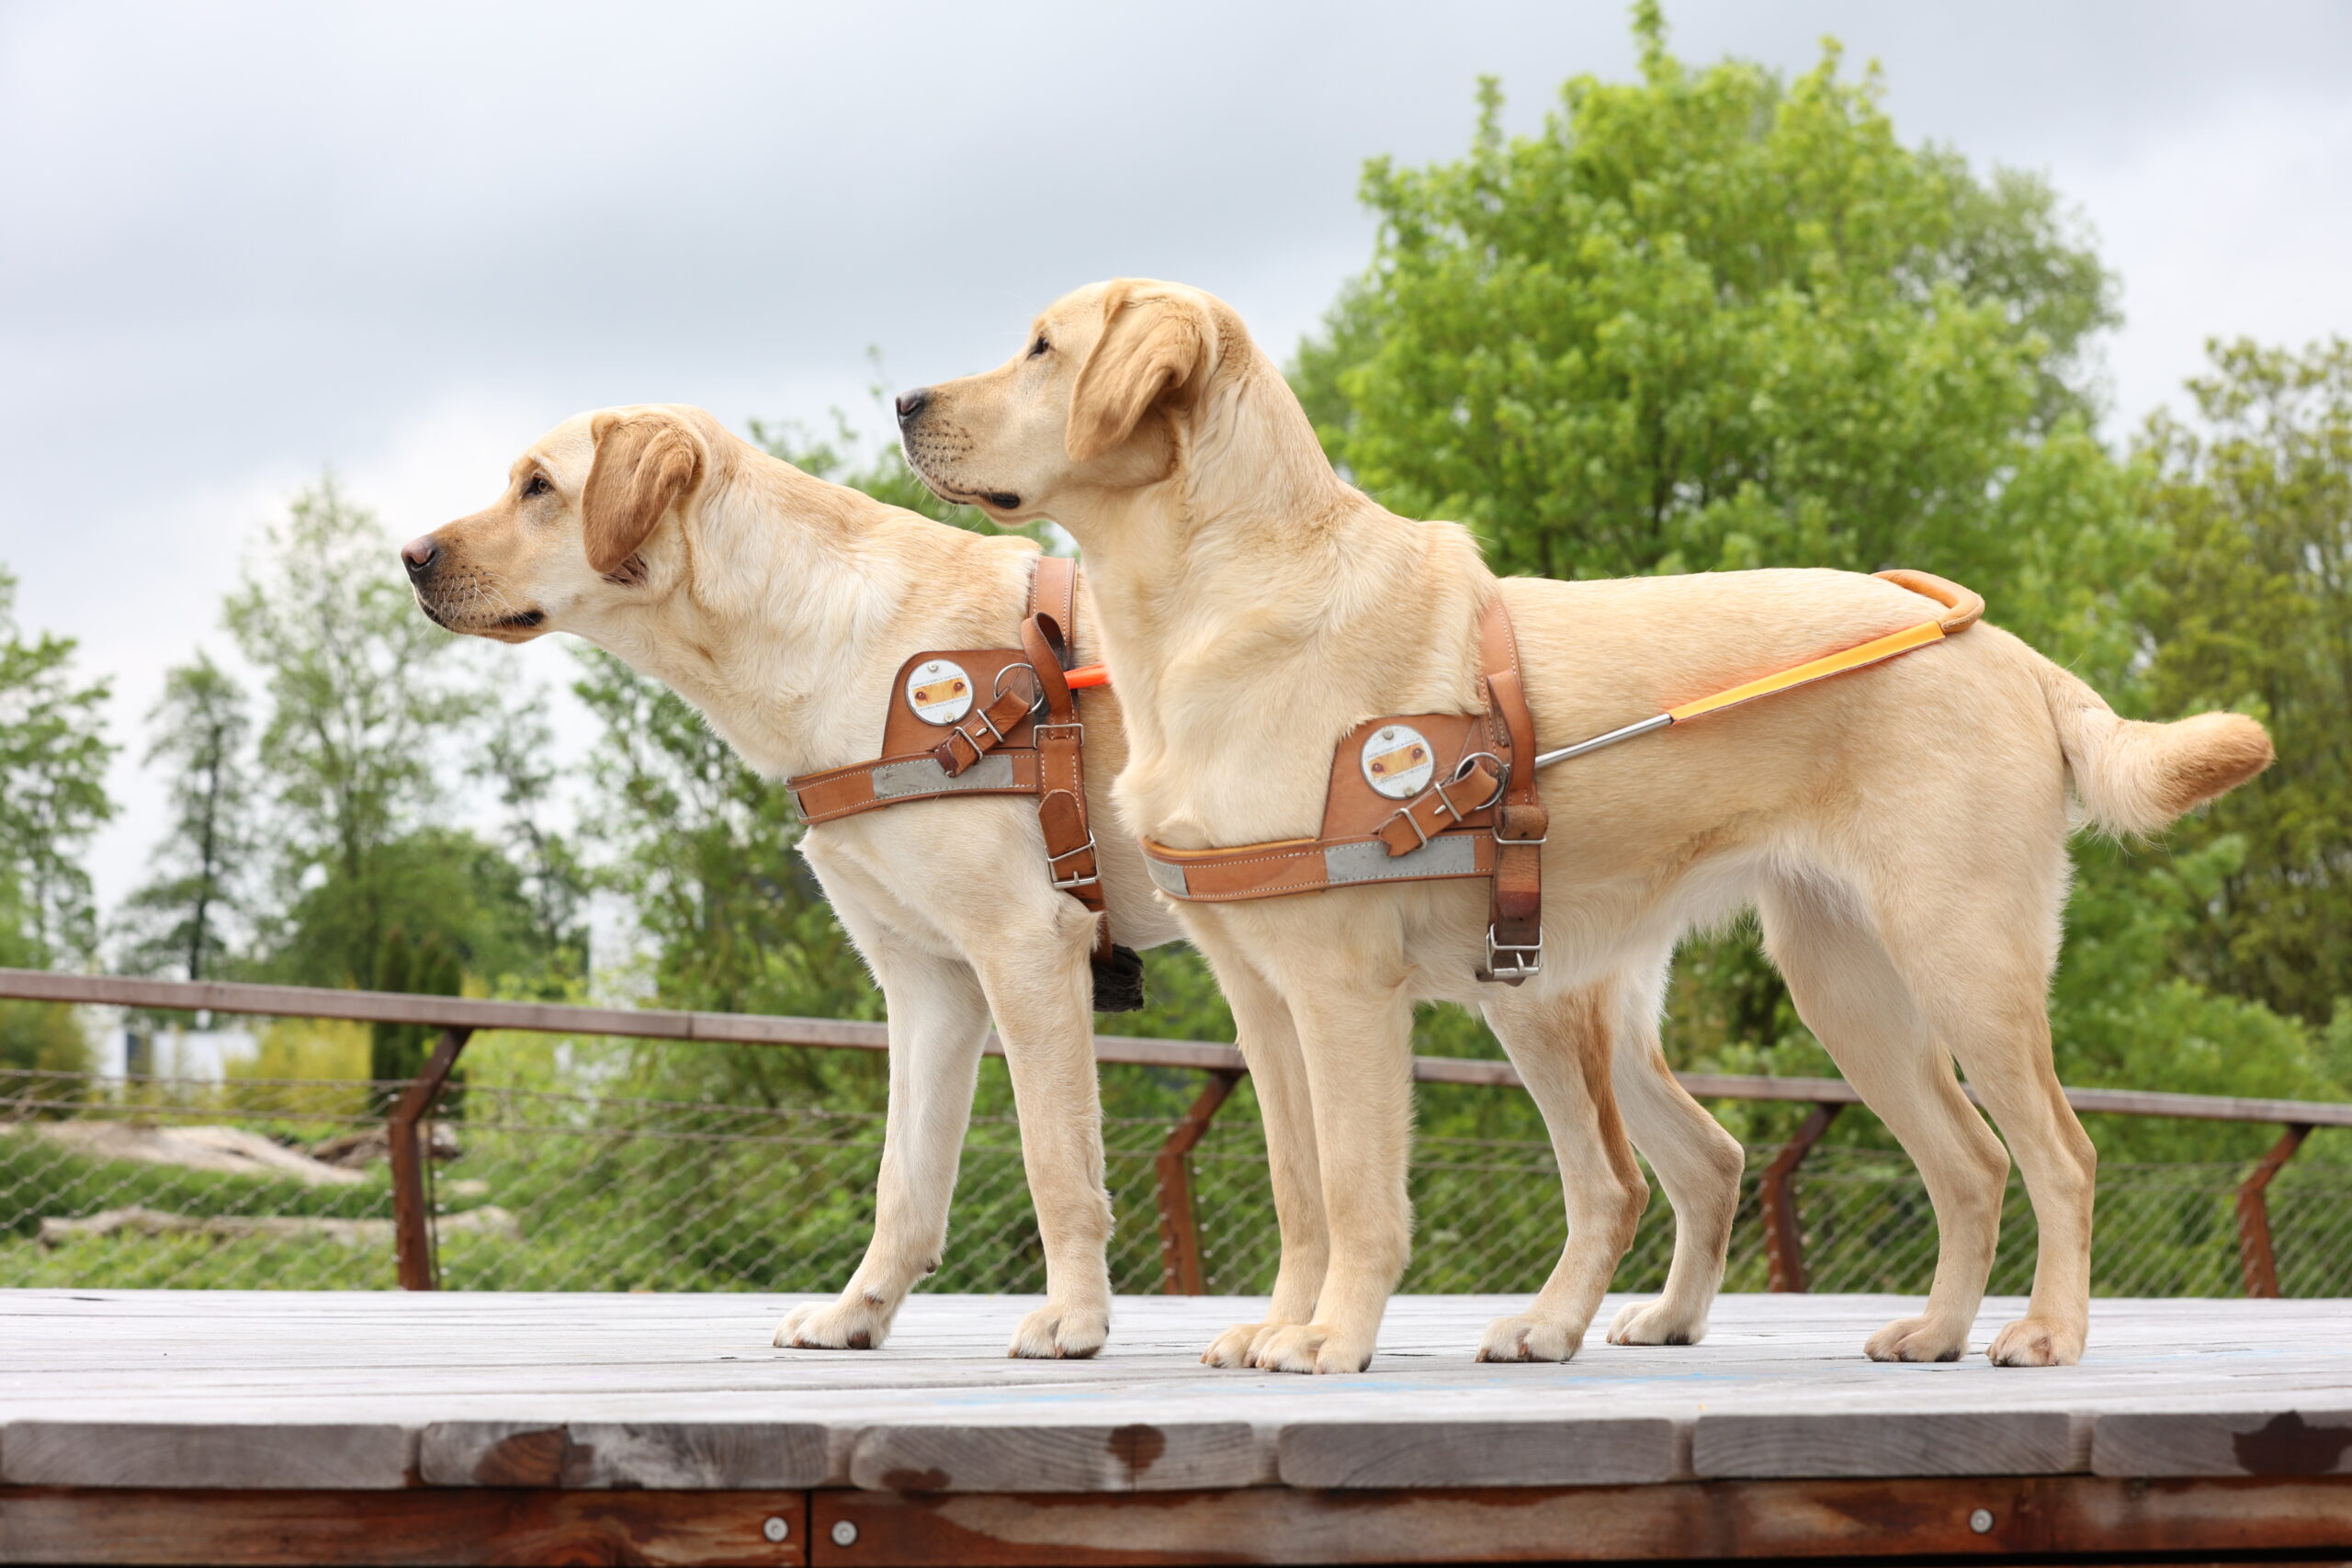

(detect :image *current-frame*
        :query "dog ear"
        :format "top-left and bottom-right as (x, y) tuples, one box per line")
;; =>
(582, 410), (705, 575)
(1067, 284), (1209, 464)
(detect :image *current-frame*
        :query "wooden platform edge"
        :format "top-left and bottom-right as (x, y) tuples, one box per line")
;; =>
(4, 1475), (2350, 1567)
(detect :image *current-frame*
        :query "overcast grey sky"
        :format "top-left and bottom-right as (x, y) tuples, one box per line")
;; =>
(4, 0), (2348, 923)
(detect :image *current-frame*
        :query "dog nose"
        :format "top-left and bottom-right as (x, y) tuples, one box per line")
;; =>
(895, 389), (930, 424)
(401, 536), (438, 576)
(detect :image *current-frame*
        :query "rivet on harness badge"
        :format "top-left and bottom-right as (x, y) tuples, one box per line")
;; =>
(904, 659), (974, 725)
(1362, 724), (1435, 799)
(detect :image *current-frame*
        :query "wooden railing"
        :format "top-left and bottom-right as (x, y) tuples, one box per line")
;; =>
(6, 966), (2346, 1297)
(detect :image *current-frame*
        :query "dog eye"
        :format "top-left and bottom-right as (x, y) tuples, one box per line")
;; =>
(523, 474), (551, 498)
(1029, 335), (1050, 359)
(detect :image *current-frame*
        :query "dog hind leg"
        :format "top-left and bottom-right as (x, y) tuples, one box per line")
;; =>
(1758, 874), (2013, 1363)
(1605, 957), (1746, 1346)
(1871, 891), (2093, 1367)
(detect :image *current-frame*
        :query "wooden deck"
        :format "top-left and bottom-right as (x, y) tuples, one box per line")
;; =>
(4, 1290), (2351, 1564)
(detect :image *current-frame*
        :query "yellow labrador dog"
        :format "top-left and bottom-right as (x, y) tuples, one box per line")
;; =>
(899, 279), (2274, 1374)
(402, 403), (1185, 1357)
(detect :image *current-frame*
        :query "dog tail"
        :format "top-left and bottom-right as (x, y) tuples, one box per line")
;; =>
(2031, 658), (2273, 836)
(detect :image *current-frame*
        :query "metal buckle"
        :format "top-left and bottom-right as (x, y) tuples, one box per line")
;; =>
(1048, 834), (1101, 889)
(1492, 824), (1548, 847)
(1453, 751), (1507, 812)
(992, 661), (1044, 718)
(1484, 926), (1544, 980)
(1385, 807), (1432, 851)
(1033, 720), (1084, 743)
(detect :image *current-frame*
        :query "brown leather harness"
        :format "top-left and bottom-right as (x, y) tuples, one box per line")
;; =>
(786, 556), (1115, 967)
(1137, 594), (1549, 982)
(1136, 570), (1985, 987)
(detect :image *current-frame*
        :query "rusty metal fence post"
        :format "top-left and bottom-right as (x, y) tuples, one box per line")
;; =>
(1760, 1103), (1841, 1293)
(390, 1028), (472, 1292)
(1155, 1070), (1242, 1295)
(2236, 1122), (2312, 1298)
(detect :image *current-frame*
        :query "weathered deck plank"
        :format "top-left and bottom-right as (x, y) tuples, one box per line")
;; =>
(4, 1292), (2349, 1494)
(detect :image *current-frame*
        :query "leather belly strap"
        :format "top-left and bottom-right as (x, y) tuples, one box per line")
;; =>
(785, 556), (1126, 987)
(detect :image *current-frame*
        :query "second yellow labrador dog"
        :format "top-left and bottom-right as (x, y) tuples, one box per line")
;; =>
(899, 279), (2273, 1373)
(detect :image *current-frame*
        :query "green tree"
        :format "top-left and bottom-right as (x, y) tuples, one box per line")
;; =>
(369, 923), (463, 1107)
(1294, 4), (2136, 673)
(0, 566), (118, 963)
(473, 701), (590, 993)
(2136, 339), (2352, 1027)
(119, 651), (253, 981)
(226, 478), (555, 992)
(0, 564), (111, 1081)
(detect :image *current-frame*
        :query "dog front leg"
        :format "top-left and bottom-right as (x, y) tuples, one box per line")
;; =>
(1476, 981), (1649, 1362)
(775, 949), (989, 1351)
(1181, 922), (1329, 1368)
(971, 935), (1115, 1359)
(1252, 968), (1415, 1375)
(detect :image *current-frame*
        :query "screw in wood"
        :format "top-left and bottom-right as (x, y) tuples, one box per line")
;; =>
(1969, 1509), (1995, 1534)
(831, 1520), (860, 1547)
(763, 1517), (790, 1543)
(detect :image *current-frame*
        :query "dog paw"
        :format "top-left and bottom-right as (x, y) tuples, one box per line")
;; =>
(774, 1294), (894, 1350)
(1253, 1323), (1374, 1375)
(1606, 1298), (1707, 1347)
(1201, 1321), (1277, 1368)
(1476, 1314), (1581, 1363)
(1008, 1301), (1108, 1359)
(1988, 1315), (2083, 1367)
(1863, 1314), (1969, 1363)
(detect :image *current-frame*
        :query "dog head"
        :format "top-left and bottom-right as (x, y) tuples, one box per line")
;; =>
(898, 278), (1270, 531)
(401, 404), (712, 644)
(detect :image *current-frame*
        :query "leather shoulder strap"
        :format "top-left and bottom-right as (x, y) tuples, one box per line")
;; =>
(1477, 594), (1545, 984)
(1030, 555), (1078, 664)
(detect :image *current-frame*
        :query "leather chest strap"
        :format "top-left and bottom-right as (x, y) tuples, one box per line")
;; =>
(789, 750), (1042, 825)
(1477, 596), (1545, 984)
(1021, 608), (1111, 960)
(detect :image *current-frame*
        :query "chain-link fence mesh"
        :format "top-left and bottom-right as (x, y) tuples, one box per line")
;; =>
(5, 1070), (2348, 1297)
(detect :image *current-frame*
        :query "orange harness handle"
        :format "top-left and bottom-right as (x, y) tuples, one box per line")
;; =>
(1064, 570), (1975, 735)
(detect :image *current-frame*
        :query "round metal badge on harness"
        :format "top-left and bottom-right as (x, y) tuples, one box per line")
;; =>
(904, 660), (975, 726)
(1361, 724), (1436, 799)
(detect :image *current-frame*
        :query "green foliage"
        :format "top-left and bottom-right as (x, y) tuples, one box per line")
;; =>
(368, 925), (462, 1106)
(119, 652), (253, 982)
(1293, 14), (2140, 679)
(224, 478), (573, 995)
(0, 567), (118, 962)
(0, 998), (94, 1086)
(2136, 339), (2352, 1025)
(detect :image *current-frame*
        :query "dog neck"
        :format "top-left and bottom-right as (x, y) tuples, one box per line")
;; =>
(1060, 355), (1495, 848)
(571, 444), (1036, 783)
